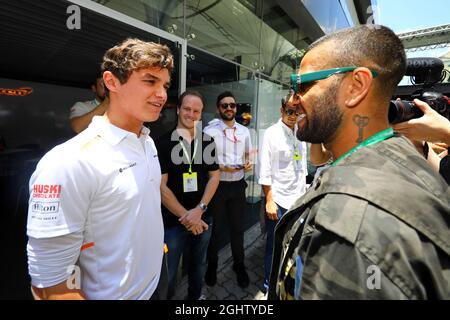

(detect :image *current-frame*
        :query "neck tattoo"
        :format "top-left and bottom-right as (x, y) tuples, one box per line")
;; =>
(353, 114), (369, 143)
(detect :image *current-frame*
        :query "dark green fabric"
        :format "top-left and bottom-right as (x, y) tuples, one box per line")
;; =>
(269, 134), (450, 300)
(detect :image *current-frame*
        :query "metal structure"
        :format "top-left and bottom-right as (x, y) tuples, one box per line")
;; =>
(398, 24), (450, 52)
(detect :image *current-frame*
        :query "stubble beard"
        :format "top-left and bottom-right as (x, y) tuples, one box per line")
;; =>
(296, 80), (343, 144)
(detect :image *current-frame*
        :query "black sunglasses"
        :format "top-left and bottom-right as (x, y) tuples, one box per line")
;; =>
(283, 108), (301, 116)
(220, 103), (237, 110)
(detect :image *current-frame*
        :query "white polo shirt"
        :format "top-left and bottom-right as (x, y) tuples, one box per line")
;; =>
(69, 99), (101, 119)
(204, 119), (252, 182)
(258, 119), (308, 210)
(27, 116), (164, 300)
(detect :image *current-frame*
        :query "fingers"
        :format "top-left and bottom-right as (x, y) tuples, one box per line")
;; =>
(186, 220), (208, 235)
(413, 99), (433, 114)
(266, 211), (278, 221)
(438, 149), (448, 158)
(178, 212), (189, 223)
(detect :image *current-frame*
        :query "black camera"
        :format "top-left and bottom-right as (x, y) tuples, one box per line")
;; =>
(388, 58), (450, 124)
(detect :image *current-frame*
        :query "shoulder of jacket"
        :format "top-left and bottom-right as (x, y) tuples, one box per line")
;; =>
(312, 193), (368, 245)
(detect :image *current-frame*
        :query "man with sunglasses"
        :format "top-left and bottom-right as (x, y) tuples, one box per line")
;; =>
(203, 91), (253, 288)
(269, 25), (450, 300)
(258, 92), (308, 294)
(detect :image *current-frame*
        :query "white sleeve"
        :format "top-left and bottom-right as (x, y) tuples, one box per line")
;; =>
(27, 232), (83, 288)
(301, 141), (308, 174)
(258, 130), (272, 186)
(69, 101), (91, 119)
(245, 127), (253, 155)
(27, 148), (93, 239)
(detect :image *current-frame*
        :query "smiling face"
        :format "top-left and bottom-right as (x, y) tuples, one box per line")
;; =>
(293, 46), (344, 144)
(281, 97), (301, 129)
(178, 94), (203, 130)
(218, 96), (237, 121)
(113, 67), (170, 124)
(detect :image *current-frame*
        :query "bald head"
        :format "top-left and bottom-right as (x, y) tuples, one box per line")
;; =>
(307, 25), (406, 99)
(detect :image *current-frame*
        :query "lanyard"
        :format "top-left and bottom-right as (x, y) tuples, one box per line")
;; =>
(223, 127), (240, 143)
(179, 139), (198, 174)
(332, 128), (394, 167)
(293, 134), (300, 158)
(282, 121), (300, 157)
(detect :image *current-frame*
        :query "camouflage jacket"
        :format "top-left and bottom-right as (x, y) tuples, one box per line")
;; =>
(268, 134), (450, 299)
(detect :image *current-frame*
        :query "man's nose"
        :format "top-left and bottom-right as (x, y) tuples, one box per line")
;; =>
(154, 85), (167, 99)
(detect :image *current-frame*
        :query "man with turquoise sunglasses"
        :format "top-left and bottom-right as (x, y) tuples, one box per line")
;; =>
(269, 25), (450, 300)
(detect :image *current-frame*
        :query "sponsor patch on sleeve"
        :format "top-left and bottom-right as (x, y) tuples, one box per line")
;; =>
(30, 201), (60, 221)
(30, 184), (62, 221)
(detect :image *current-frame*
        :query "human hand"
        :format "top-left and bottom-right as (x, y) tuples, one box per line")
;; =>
(392, 99), (450, 145)
(179, 207), (203, 229)
(187, 220), (209, 235)
(221, 165), (242, 173)
(265, 199), (278, 221)
(243, 161), (253, 172)
(429, 142), (448, 155)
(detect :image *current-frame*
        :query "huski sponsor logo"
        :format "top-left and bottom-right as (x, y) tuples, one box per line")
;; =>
(32, 184), (62, 199)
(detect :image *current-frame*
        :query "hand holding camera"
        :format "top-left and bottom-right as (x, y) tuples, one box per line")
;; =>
(393, 99), (450, 145)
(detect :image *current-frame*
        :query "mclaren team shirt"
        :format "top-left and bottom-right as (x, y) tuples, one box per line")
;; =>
(26, 116), (164, 300)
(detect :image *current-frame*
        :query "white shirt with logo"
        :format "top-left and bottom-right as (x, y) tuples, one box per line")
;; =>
(27, 116), (164, 300)
(69, 99), (101, 119)
(204, 119), (252, 182)
(258, 119), (308, 210)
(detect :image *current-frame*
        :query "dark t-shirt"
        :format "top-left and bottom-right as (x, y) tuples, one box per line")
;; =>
(155, 129), (219, 228)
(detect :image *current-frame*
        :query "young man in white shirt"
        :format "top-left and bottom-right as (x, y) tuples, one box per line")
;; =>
(27, 38), (173, 300)
(203, 91), (253, 288)
(69, 75), (109, 134)
(258, 92), (308, 293)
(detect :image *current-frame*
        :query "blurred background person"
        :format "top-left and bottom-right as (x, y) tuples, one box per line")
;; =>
(204, 91), (253, 288)
(258, 92), (308, 294)
(69, 74), (108, 133)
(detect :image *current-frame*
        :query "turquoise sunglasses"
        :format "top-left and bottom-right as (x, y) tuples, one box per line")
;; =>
(290, 66), (379, 94)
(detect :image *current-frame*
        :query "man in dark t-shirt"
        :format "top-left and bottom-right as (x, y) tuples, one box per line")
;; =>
(156, 90), (220, 300)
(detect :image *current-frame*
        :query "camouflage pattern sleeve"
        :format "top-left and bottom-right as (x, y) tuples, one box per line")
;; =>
(288, 227), (409, 300)
(278, 194), (450, 299)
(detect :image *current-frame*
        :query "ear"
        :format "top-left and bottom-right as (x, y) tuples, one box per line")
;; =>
(343, 67), (374, 108)
(103, 71), (120, 93)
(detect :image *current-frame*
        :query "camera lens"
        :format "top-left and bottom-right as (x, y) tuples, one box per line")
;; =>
(388, 100), (423, 124)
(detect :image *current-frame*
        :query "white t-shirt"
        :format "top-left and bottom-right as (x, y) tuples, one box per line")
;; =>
(69, 99), (100, 119)
(204, 119), (253, 182)
(27, 116), (164, 300)
(258, 119), (308, 210)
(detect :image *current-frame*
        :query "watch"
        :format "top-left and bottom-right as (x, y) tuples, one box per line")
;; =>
(198, 202), (208, 212)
